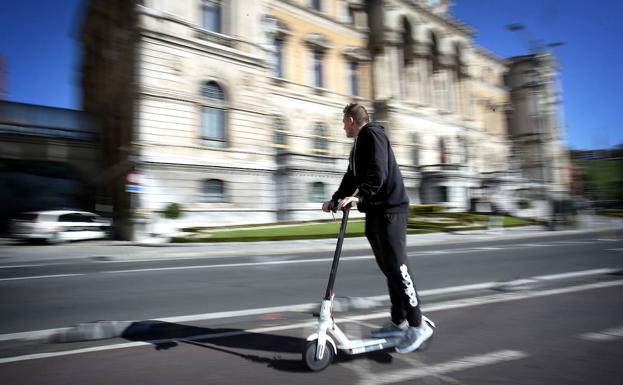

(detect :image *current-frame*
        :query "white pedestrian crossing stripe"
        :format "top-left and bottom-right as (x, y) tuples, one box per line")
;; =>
(359, 350), (528, 385)
(578, 325), (623, 341)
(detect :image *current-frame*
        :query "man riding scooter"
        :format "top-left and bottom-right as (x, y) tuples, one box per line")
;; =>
(322, 103), (433, 353)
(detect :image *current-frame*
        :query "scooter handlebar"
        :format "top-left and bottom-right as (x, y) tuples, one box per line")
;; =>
(331, 201), (352, 213)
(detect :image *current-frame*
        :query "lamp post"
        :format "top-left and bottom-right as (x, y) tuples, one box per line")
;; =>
(505, 23), (564, 55)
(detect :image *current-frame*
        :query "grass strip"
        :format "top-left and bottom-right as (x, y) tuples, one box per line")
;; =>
(171, 215), (539, 243)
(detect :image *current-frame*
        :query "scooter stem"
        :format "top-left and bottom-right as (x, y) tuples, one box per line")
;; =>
(324, 207), (350, 300)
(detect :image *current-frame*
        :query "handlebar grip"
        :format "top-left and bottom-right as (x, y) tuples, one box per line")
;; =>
(331, 200), (352, 213)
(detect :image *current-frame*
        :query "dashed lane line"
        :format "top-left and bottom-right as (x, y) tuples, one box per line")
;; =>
(578, 325), (623, 341)
(0, 264), (47, 269)
(0, 274), (84, 281)
(537, 268), (620, 280)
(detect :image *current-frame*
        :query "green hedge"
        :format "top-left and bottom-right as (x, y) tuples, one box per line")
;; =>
(597, 209), (623, 217)
(409, 204), (445, 216)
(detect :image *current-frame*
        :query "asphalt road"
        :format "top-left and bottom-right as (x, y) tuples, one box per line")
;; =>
(0, 229), (621, 334)
(0, 225), (622, 384)
(0, 270), (621, 384)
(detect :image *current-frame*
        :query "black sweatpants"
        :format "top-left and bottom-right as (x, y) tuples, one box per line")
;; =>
(365, 211), (422, 327)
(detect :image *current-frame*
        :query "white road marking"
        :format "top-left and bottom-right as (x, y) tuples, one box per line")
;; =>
(578, 325), (623, 341)
(387, 354), (466, 385)
(0, 264), (46, 269)
(424, 279), (623, 313)
(477, 247), (502, 250)
(0, 246), (526, 278)
(0, 255), (372, 280)
(0, 274), (84, 282)
(359, 350), (528, 385)
(0, 279), (621, 364)
(606, 248), (623, 251)
(100, 255), (374, 274)
(1, 268), (620, 342)
(552, 240), (595, 245)
(537, 268), (619, 280)
(0, 328), (72, 342)
(0, 342), (150, 364)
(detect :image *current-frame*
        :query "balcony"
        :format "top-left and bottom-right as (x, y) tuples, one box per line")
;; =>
(275, 152), (344, 174)
(419, 163), (479, 181)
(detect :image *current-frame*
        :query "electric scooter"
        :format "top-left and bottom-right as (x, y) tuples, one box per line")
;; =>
(303, 205), (435, 371)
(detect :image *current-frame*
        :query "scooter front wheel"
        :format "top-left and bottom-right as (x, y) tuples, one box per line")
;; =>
(303, 340), (333, 372)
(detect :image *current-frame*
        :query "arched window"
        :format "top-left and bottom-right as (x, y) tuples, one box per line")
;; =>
(402, 17), (415, 66)
(312, 122), (329, 155)
(272, 36), (285, 78)
(201, 81), (224, 99)
(200, 81), (226, 148)
(412, 134), (420, 166)
(348, 61), (359, 96)
(201, 179), (225, 202)
(310, 182), (326, 202)
(458, 136), (469, 163)
(312, 49), (324, 88)
(310, 0), (322, 12)
(430, 31), (448, 109)
(454, 43), (464, 79)
(438, 138), (447, 164)
(201, 0), (222, 33)
(400, 16), (416, 99)
(273, 116), (288, 153)
(430, 31), (441, 73)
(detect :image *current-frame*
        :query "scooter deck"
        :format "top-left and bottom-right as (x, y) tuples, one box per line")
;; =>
(338, 336), (403, 355)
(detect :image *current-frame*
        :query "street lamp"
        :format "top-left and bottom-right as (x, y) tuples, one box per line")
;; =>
(506, 23), (565, 55)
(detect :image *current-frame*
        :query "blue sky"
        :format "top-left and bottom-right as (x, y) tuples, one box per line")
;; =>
(0, 0), (621, 149)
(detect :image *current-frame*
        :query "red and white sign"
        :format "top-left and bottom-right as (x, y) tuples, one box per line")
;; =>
(126, 172), (144, 193)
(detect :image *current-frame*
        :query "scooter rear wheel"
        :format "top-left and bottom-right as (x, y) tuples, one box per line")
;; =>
(303, 340), (333, 372)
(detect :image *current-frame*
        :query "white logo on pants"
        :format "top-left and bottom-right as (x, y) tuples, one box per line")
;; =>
(400, 264), (418, 307)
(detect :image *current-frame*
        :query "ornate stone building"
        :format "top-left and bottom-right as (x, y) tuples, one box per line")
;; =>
(507, 52), (571, 197)
(81, 0), (569, 239)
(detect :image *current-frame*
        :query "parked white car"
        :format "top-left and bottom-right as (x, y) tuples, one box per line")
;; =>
(11, 210), (112, 244)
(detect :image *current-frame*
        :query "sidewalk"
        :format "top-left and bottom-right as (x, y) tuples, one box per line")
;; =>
(124, 214), (623, 259)
(1, 215), (620, 264)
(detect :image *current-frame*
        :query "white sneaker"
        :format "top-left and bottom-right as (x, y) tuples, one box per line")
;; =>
(394, 321), (433, 353)
(371, 320), (409, 338)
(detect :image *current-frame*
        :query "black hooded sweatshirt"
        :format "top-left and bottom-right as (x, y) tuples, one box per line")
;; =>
(331, 122), (409, 213)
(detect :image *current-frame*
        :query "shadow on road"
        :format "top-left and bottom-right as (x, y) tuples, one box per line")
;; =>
(121, 320), (394, 372)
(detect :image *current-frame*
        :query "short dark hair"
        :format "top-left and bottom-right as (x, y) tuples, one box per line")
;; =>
(343, 103), (369, 126)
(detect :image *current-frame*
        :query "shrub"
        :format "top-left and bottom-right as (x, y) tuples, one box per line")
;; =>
(163, 203), (182, 219)
(517, 200), (532, 210)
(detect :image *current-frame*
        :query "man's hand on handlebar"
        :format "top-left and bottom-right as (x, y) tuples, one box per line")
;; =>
(337, 196), (359, 211)
(321, 200), (335, 213)
(322, 197), (359, 212)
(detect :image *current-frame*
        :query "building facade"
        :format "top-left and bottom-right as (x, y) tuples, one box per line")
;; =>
(81, 0), (570, 239)
(0, 101), (101, 234)
(507, 52), (571, 197)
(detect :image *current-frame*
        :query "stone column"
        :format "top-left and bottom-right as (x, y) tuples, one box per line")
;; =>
(413, 42), (431, 106)
(384, 30), (402, 101)
(372, 50), (390, 100)
(438, 53), (455, 112)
